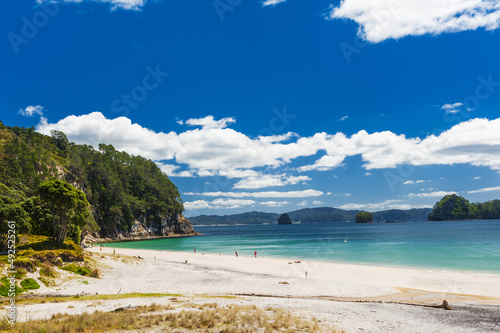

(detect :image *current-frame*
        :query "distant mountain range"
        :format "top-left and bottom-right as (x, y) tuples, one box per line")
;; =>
(188, 207), (433, 225)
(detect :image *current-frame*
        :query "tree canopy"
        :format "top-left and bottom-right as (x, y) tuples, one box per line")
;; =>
(38, 180), (90, 243)
(428, 194), (500, 221)
(355, 212), (373, 223)
(0, 121), (185, 243)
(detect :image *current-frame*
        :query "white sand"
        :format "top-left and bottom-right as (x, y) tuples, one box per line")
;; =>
(13, 246), (500, 332)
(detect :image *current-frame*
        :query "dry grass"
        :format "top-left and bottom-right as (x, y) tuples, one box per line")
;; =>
(0, 303), (341, 332)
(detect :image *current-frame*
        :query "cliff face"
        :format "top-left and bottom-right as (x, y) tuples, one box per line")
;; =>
(83, 214), (199, 244)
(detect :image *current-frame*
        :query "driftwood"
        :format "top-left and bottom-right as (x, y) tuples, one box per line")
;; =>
(113, 305), (138, 312)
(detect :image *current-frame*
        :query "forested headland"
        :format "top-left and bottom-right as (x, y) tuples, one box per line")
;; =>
(428, 194), (500, 221)
(0, 120), (196, 250)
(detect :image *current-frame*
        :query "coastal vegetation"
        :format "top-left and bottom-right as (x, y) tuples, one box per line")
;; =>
(0, 120), (192, 248)
(355, 212), (374, 223)
(0, 235), (101, 295)
(428, 194), (500, 221)
(0, 302), (337, 332)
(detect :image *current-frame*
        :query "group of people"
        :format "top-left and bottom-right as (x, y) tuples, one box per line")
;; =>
(193, 248), (257, 258)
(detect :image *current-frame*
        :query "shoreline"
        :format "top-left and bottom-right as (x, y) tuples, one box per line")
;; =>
(83, 246), (500, 304)
(10, 246), (500, 332)
(102, 241), (500, 276)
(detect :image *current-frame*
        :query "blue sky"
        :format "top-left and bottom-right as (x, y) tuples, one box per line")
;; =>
(2, 0), (500, 216)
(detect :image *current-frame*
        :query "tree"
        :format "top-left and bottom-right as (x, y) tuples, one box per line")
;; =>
(0, 196), (31, 251)
(355, 212), (373, 223)
(428, 194), (478, 221)
(38, 180), (90, 243)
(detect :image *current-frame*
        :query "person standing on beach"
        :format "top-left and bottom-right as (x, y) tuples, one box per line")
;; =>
(235, 251), (238, 257)
(254, 251), (257, 258)
(194, 248), (196, 253)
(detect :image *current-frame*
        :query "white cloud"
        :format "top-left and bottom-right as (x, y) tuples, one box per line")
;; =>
(184, 198), (256, 210)
(36, 113), (500, 186)
(403, 180), (430, 185)
(328, 0), (500, 43)
(339, 199), (432, 211)
(36, 0), (146, 10)
(260, 201), (290, 207)
(19, 105), (45, 117)
(262, 0), (286, 6)
(338, 115), (348, 121)
(365, 172), (372, 176)
(408, 191), (456, 198)
(468, 186), (500, 194)
(297, 200), (308, 206)
(184, 189), (324, 198)
(472, 176), (482, 180)
(183, 116), (236, 129)
(232, 174), (311, 190)
(156, 163), (194, 178)
(441, 102), (464, 114)
(312, 200), (324, 205)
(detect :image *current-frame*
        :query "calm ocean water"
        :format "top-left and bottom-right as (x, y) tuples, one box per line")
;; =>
(106, 220), (500, 273)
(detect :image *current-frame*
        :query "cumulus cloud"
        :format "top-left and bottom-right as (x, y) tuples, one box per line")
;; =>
(184, 198), (256, 210)
(403, 180), (430, 185)
(233, 174), (311, 189)
(339, 199), (432, 211)
(297, 200), (308, 206)
(182, 116), (236, 129)
(468, 186), (500, 194)
(156, 163), (194, 178)
(36, 0), (145, 10)
(19, 105), (45, 117)
(312, 200), (324, 205)
(260, 201), (290, 207)
(36, 113), (500, 191)
(184, 189), (324, 198)
(262, 0), (286, 6)
(408, 191), (456, 198)
(441, 102), (464, 114)
(328, 0), (500, 43)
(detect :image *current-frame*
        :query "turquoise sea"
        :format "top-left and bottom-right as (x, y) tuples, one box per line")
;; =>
(106, 220), (500, 273)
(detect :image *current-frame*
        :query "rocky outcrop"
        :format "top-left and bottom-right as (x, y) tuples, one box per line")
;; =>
(82, 215), (200, 245)
(278, 213), (292, 225)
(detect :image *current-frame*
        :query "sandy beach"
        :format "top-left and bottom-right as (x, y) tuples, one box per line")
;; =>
(14, 246), (500, 332)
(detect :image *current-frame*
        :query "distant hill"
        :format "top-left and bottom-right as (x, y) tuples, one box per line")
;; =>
(188, 207), (433, 225)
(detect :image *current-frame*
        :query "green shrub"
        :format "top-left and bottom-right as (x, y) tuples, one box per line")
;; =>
(61, 264), (92, 277)
(20, 278), (40, 290)
(0, 277), (24, 296)
(14, 268), (27, 280)
(40, 263), (59, 278)
(14, 257), (35, 272)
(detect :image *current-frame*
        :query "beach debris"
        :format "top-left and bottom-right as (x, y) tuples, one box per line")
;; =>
(288, 262), (293, 264)
(113, 305), (138, 312)
(441, 300), (452, 310)
(279, 281), (289, 284)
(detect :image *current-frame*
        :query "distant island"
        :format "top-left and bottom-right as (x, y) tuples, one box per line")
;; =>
(428, 194), (500, 221)
(189, 207), (432, 225)
(278, 213), (292, 225)
(355, 212), (374, 223)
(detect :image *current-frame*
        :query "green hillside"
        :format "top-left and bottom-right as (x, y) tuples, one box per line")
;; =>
(0, 120), (190, 250)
